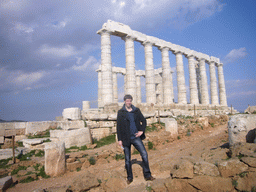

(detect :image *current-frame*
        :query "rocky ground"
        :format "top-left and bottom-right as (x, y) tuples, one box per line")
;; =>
(3, 115), (256, 192)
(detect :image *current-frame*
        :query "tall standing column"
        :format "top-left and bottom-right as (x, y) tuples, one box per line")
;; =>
(209, 61), (219, 105)
(113, 72), (118, 103)
(123, 36), (137, 104)
(187, 55), (199, 104)
(198, 59), (209, 105)
(160, 47), (173, 105)
(143, 42), (156, 104)
(217, 63), (227, 106)
(173, 51), (187, 104)
(96, 68), (102, 107)
(195, 62), (202, 104)
(98, 30), (113, 105)
(136, 75), (142, 104)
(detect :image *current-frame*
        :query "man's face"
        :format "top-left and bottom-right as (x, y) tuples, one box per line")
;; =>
(124, 99), (132, 108)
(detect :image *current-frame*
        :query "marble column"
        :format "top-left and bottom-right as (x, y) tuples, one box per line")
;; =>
(155, 72), (163, 104)
(136, 75), (142, 104)
(143, 41), (156, 104)
(160, 47), (173, 105)
(99, 30), (113, 105)
(123, 36), (137, 104)
(217, 63), (227, 106)
(124, 74), (127, 94)
(209, 61), (219, 105)
(198, 59), (209, 105)
(170, 71), (174, 102)
(96, 68), (102, 107)
(113, 72), (118, 103)
(195, 61), (202, 104)
(174, 51), (187, 104)
(187, 55), (199, 104)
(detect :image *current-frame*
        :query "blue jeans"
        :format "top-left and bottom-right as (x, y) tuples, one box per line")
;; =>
(123, 137), (151, 180)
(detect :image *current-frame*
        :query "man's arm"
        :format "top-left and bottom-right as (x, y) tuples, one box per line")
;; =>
(137, 109), (146, 133)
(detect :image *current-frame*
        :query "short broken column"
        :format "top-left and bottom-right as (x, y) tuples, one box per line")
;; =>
(162, 118), (178, 136)
(45, 141), (66, 177)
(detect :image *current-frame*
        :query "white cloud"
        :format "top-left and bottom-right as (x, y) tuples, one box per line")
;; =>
(72, 56), (100, 71)
(224, 47), (248, 64)
(15, 23), (34, 33)
(38, 44), (78, 57)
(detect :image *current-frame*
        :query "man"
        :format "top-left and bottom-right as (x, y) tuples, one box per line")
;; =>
(117, 94), (155, 184)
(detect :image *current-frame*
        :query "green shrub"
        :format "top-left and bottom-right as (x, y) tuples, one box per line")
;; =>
(177, 136), (181, 140)
(115, 154), (125, 161)
(37, 166), (50, 178)
(210, 123), (214, 127)
(33, 164), (40, 171)
(76, 168), (81, 172)
(0, 158), (12, 169)
(44, 139), (51, 143)
(89, 157), (96, 165)
(35, 150), (45, 157)
(11, 166), (27, 175)
(17, 141), (24, 147)
(145, 125), (157, 132)
(80, 145), (88, 151)
(94, 134), (116, 148)
(232, 179), (238, 187)
(148, 141), (153, 150)
(20, 176), (35, 183)
(84, 120), (87, 127)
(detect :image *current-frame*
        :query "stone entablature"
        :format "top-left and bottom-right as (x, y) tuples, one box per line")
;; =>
(97, 20), (228, 108)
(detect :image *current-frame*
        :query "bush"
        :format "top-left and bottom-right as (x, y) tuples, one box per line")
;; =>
(115, 154), (125, 161)
(80, 145), (88, 151)
(18, 150), (36, 161)
(11, 166), (27, 175)
(210, 123), (214, 127)
(37, 166), (50, 178)
(94, 134), (116, 148)
(0, 158), (12, 169)
(20, 176), (35, 183)
(35, 150), (45, 157)
(89, 157), (96, 165)
(177, 136), (181, 140)
(148, 141), (153, 150)
(17, 141), (24, 147)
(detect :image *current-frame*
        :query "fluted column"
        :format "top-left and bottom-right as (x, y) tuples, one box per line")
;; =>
(96, 68), (102, 107)
(217, 63), (227, 106)
(170, 71), (174, 102)
(143, 42), (156, 104)
(174, 51), (187, 104)
(209, 61), (219, 105)
(113, 72), (118, 103)
(136, 75), (142, 104)
(98, 30), (113, 105)
(198, 59), (209, 105)
(123, 36), (137, 104)
(187, 55), (199, 104)
(160, 47), (173, 104)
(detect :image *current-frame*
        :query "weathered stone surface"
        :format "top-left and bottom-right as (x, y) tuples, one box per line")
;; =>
(50, 128), (91, 148)
(101, 174), (126, 192)
(17, 170), (28, 176)
(66, 161), (83, 172)
(228, 114), (256, 146)
(150, 178), (167, 192)
(193, 161), (220, 176)
(171, 160), (194, 179)
(197, 117), (208, 128)
(240, 157), (256, 167)
(164, 177), (197, 192)
(45, 141), (65, 177)
(227, 142), (256, 158)
(236, 171), (256, 191)
(62, 107), (81, 120)
(188, 176), (233, 192)
(66, 157), (76, 163)
(218, 159), (248, 177)
(162, 118), (178, 136)
(0, 176), (13, 192)
(244, 105), (256, 113)
(71, 171), (100, 191)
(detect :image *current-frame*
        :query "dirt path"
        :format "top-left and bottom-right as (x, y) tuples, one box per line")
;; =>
(8, 123), (229, 192)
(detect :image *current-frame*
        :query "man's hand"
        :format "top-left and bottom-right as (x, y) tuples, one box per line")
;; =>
(118, 140), (123, 147)
(135, 131), (143, 137)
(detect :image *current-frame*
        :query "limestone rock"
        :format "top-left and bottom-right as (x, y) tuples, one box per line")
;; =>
(66, 161), (83, 172)
(188, 176), (233, 192)
(171, 160), (194, 179)
(71, 171), (100, 191)
(236, 171), (256, 191)
(244, 105), (256, 114)
(218, 159), (248, 177)
(101, 174), (126, 192)
(240, 157), (256, 167)
(193, 161), (220, 176)
(162, 118), (178, 136)
(0, 176), (13, 192)
(45, 141), (65, 177)
(164, 178), (197, 192)
(197, 117), (208, 128)
(228, 114), (256, 146)
(62, 107), (81, 120)
(150, 178), (167, 192)
(227, 142), (256, 158)
(50, 128), (91, 148)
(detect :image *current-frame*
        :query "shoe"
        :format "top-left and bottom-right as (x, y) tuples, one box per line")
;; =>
(145, 176), (155, 181)
(127, 179), (133, 184)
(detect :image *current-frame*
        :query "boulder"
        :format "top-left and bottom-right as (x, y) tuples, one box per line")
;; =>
(50, 128), (91, 148)
(218, 159), (248, 177)
(66, 161), (83, 172)
(45, 141), (66, 177)
(0, 176), (13, 192)
(162, 118), (178, 136)
(228, 114), (256, 146)
(240, 157), (256, 167)
(71, 171), (100, 191)
(164, 178), (197, 192)
(197, 117), (208, 128)
(227, 142), (256, 158)
(188, 176), (233, 192)
(236, 171), (256, 191)
(171, 160), (194, 179)
(62, 107), (81, 120)
(244, 105), (256, 114)
(193, 161), (220, 176)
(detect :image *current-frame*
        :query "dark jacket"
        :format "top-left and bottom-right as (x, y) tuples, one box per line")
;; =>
(117, 104), (147, 147)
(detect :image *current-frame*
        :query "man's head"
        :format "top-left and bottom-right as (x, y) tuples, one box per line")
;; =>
(124, 94), (133, 108)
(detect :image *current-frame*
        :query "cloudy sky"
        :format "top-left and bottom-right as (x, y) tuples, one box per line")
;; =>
(0, 0), (255, 121)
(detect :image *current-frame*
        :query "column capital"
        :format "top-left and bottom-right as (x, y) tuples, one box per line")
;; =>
(142, 41), (153, 46)
(217, 63), (223, 67)
(184, 54), (195, 59)
(121, 35), (136, 41)
(97, 28), (113, 35)
(172, 50), (183, 55)
(158, 46), (169, 51)
(196, 57), (206, 62)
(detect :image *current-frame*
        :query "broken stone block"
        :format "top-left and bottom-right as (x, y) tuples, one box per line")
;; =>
(0, 176), (13, 192)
